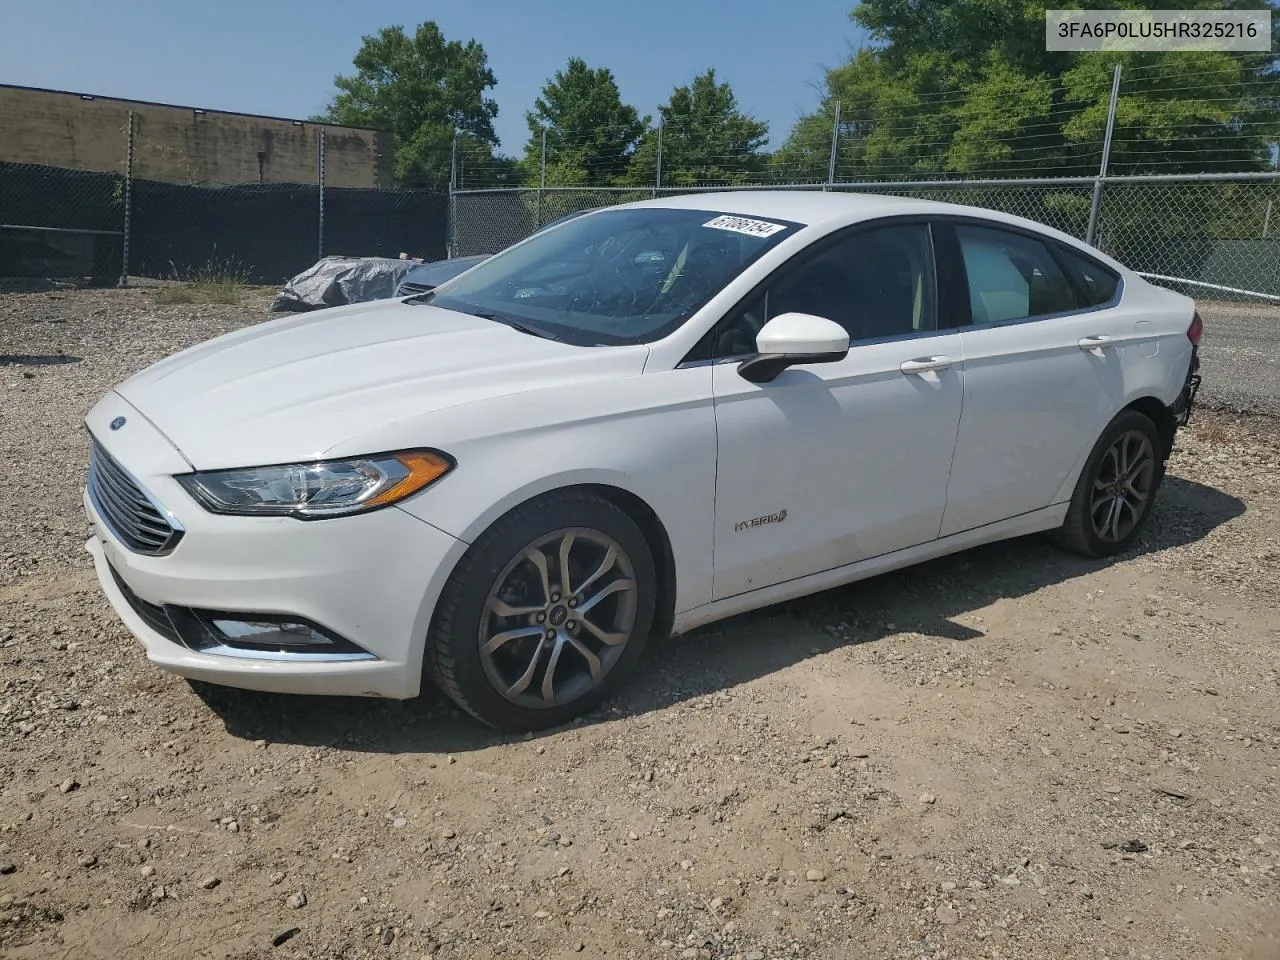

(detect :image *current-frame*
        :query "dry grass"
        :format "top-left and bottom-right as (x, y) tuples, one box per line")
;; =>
(1191, 415), (1233, 446)
(150, 252), (252, 306)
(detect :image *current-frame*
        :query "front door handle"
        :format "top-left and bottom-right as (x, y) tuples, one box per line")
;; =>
(1078, 335), (1114, 350)
(900, 356), (953, 375)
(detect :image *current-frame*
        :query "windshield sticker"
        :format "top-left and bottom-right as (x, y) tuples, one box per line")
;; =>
(702, 215), (788, 238)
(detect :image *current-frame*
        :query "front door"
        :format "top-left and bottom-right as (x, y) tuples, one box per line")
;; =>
(708, 220), (965, 600)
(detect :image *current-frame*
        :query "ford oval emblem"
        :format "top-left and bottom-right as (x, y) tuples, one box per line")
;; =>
(109, 416), (126, 431)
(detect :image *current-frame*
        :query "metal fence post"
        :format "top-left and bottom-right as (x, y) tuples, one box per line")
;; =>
(1264, 198), (1273, 239)
(538, 128), (547, 227)
(654, 120), (664, 198)
(826, 101), (842, 191)
(448, 133), (458, 257)
(118, 109), (134, 287)
(1086, 64), (1122, 247)
(317, 129), (328, 260)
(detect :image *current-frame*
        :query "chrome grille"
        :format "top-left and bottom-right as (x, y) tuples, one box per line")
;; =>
(87, 438), (183, 556)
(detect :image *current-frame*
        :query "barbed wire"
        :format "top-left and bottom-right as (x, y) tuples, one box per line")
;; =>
(449, 49), (1279, 187)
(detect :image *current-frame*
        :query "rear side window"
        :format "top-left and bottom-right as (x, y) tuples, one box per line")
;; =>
(956, 224), (1078, 324)
(1055, 245), (1121, 307)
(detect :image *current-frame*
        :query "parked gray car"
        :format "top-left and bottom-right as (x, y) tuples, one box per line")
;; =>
(395, 209), (597, 298)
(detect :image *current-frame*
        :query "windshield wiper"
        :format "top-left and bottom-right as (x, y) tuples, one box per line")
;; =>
(469, 310), (561, 341)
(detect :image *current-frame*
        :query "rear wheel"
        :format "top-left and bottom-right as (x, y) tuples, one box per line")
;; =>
(1053, 409), (1164, 557)
(425, 490), (656, 730)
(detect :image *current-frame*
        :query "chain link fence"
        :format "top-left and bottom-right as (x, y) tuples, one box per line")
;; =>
(449, 60), (1279, 302)
(0, 161), (126, 280)
(449, 175), (1280, 301)
(0, 122), (446, 286)
(1095, 178), (1280, 299)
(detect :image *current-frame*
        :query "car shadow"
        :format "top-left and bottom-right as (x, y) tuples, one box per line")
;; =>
(192, 475), (1244, 754)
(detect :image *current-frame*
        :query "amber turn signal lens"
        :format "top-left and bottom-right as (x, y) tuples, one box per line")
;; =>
(364, 451), (454, 508)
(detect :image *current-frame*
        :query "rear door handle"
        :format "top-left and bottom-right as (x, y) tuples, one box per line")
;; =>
(900, 356), (953, 375)
(1078, 335), (1114, 350)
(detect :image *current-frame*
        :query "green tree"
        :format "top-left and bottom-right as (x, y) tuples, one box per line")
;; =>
(773, 0), (1280, 182)
(318, 22), (499, 190)
(525, 58), (648, 186)
(1062, 49), (1279, 174)
(626, 69), (769, 187)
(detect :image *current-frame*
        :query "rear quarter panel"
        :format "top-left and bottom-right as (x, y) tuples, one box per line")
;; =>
(1050, 274), (1197, 504)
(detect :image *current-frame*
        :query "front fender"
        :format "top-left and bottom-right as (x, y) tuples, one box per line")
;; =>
(392, 369), (718, 615)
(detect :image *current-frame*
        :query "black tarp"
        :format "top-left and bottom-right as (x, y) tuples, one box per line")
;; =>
(0, 160), (447, 285)
(0, 161), (124, 279)
(129, 178), (320, 284)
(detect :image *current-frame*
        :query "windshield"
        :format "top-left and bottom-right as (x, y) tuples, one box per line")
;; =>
(420, 207), (801, 345)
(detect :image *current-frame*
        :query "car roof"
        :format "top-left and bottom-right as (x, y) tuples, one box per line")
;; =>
(632, 189), (922, 226)
(617, 189), (1127, 272)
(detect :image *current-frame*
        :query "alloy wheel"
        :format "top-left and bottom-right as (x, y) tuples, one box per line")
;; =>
(1090, 429), (1156, 543)
(478, 528), (638, 709)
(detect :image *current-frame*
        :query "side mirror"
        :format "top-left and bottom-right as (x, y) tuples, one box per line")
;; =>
(738, 312), (850, 384)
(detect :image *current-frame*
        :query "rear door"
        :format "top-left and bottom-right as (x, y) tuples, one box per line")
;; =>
(936, 218), (1129, 536)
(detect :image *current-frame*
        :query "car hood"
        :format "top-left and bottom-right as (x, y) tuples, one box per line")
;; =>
(114, 299), (649, 469)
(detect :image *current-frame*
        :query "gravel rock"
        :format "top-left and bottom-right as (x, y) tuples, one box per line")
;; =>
(286, 891), (307, 910)
(805, 869), (826, 882)
(271, 928), (300, 947)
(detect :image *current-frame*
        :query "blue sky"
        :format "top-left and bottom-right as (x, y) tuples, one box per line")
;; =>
(1, 0), (868, 152)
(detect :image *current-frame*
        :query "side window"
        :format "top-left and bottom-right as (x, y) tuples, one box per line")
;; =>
(956, 224), (1078, 324)
(710, 292), (767, 359)
(711, 222), (936, 358)
(1055, 245), (1120, 307)
(769, 223), (936, 342)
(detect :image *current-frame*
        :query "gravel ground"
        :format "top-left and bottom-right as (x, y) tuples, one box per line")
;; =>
(1, 289), (1278, 960)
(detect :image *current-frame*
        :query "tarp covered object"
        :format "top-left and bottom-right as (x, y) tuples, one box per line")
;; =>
(271, 256), (414, 312)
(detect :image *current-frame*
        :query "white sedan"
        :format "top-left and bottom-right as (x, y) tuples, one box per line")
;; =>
(83, 192), (1203, 730)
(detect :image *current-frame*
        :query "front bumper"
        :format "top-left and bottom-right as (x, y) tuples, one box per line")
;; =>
(83, 396), (469, 699)
(88, 536), (416, 697)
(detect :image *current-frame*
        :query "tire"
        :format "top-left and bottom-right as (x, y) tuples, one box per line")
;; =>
(425, 490), (657, 731)
(1053, 408), (1165, 558)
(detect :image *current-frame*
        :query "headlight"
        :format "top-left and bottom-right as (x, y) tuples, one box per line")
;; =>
(175, 449), (453, 519)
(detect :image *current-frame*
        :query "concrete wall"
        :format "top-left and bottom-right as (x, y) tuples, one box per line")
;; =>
(0, 86), (394, 188)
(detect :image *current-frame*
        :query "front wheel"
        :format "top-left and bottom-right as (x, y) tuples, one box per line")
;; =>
(1053, 408), (1164, 558)
(425, 490), (656, 730)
